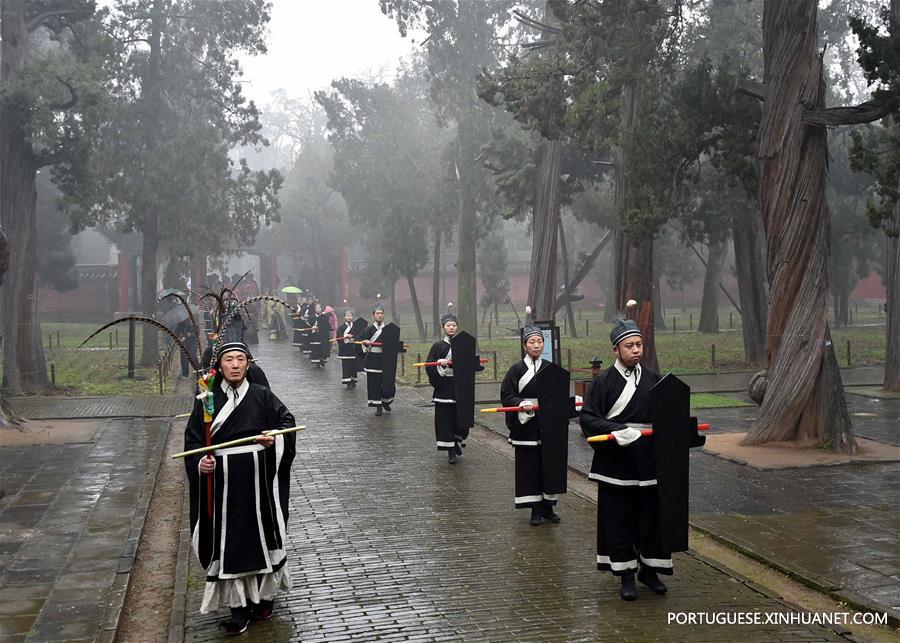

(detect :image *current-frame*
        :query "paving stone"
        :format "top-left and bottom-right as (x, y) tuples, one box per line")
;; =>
(178, 337), (845, 641)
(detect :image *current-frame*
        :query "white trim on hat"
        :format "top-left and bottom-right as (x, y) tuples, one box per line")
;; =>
(612, 328), (642, 346)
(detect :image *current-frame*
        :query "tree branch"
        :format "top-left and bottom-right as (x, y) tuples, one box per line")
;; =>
(47, 76), (78, 111)
(26, 8), (90, 33)
(735, 78), (767, 101)
(804, 99), (900, 127)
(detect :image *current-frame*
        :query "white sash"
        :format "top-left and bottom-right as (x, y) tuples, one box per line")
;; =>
(210, 378), (249, 437)
(342, 324), (353, 339)
(606, 362), (641, 420)
(517, 357), (541, 425)
(364, 323), (384, 354)
(437, 338), (453, 377)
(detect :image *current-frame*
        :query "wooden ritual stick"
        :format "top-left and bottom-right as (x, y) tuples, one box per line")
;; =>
(171, 426), (306, 459)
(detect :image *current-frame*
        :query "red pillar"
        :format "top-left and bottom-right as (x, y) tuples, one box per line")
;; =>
(117, 252), (130, 314)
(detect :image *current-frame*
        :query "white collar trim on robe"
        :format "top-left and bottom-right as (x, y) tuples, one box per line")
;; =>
(343, 324), (353, 338)
(210, 378), (250, 437)
(606, 361), (641, 420)
(437, 337), (453, 377)
(516, 357), (541, 425)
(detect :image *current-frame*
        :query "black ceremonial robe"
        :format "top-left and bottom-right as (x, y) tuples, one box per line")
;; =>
(425, 338), (466, 451)
(358, 322), (393, 407)
(336, 322), (359, 384)
(185, 378), (296, 612)
(579, 362), (671, 576)
(500, 357), (565, 509)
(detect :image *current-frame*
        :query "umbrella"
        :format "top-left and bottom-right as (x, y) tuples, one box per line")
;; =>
(281, 286), (302, 294)
(159, 303), (202, 330)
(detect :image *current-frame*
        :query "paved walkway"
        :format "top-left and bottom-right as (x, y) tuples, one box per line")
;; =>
(473, 387), (900, 624)
(0, 416), (170, 642)
(178, 338), (846, 641)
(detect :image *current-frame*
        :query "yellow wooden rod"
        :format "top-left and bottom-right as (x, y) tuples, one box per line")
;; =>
(171, 426), (306, 459)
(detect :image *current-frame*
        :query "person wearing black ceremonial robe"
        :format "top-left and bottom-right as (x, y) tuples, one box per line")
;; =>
(425, 313), (471, 465)
(336, 309), (360, 388)
(308, 302), (328, 367)
(358, 304), (394, 416)
(184, 341), (296, 633)
(579, 318), (671, 601)
(500, 326), (564, 526)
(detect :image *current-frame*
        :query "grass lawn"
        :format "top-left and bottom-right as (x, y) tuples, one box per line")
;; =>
(3, 321), (177, 396)
(396, 323), (886, 385)
(689, 393), (754, 409)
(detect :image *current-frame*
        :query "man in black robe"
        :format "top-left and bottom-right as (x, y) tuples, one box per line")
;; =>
(358, 304), (395, 416)
(579, 319), (670, 601)
(184, 341), (296, 633)
(425, 313), (467, 464)
(499, 326), (565, 526)
(336, 309), (360, 388)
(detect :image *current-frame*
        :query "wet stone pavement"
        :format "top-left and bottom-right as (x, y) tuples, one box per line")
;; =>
(476, 382), (900, 624)
(179, 337), (845, 641)
(0, 417), (169, 642)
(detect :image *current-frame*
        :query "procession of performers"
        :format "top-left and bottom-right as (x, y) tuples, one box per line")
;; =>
(82, 276), (706, 637)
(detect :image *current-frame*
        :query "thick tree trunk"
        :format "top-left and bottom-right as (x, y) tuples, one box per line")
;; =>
(1, 0), (49, 395)
(886, 232), (900, 391)
(139, 0), (163, 366)
(744, 0), (855, 451)
(432, 228), (441, 339)
(457, 151), (477, 337)
(0, 223), (8, 285)
(698, 240), (725, 333)
(557, 219), (578, 337)
(552, 230), (611, 315)
(613, 75), (658, 370)
(527, 139), (562, 321)
(389, 278), (398, 322)
(733, 208), (768, 366)
(407, 274), (426, 341)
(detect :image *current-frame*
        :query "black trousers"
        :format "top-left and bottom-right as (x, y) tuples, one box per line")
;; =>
(513, 446), (557, 509)
(434, 403), (468, 451)
(595, 483), (672, 576)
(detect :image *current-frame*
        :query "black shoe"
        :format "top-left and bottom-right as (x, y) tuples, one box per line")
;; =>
(382, 402), (392, 413)
(448, 449), (457, 464)
(221, 606), (251, 635)
(250, 599), (274, 621)
(529, 507), (543, 526)
(375, 405), (383, 416)
(619, 574), (638, 601)
(638, 567), (668, 595)
(541, 502), (561, 523)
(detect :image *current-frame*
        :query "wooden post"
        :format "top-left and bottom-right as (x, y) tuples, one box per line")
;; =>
(416, 352), (422, 384)
(567, 348), (572, 371)
(846, 340), (851, 367)
(690, 313), (693, 330)
(115, 328), (119, 346)
(488, 321), (491, 340)
(492, 350), (498, 381)
(673, 317), (676, 334)
(50, 363), (56, 387)
(585, 319), (589, 336)
(711, 344), (716, 371)
(56, 331), (60, 347)
(48, 332), (52, 349)
(109, 332), (113, 350)
(400, 352), (405, 377)
(127, 318), (136, 379)
(158, 360), (164, 395)
(729, 312), (733, 329)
